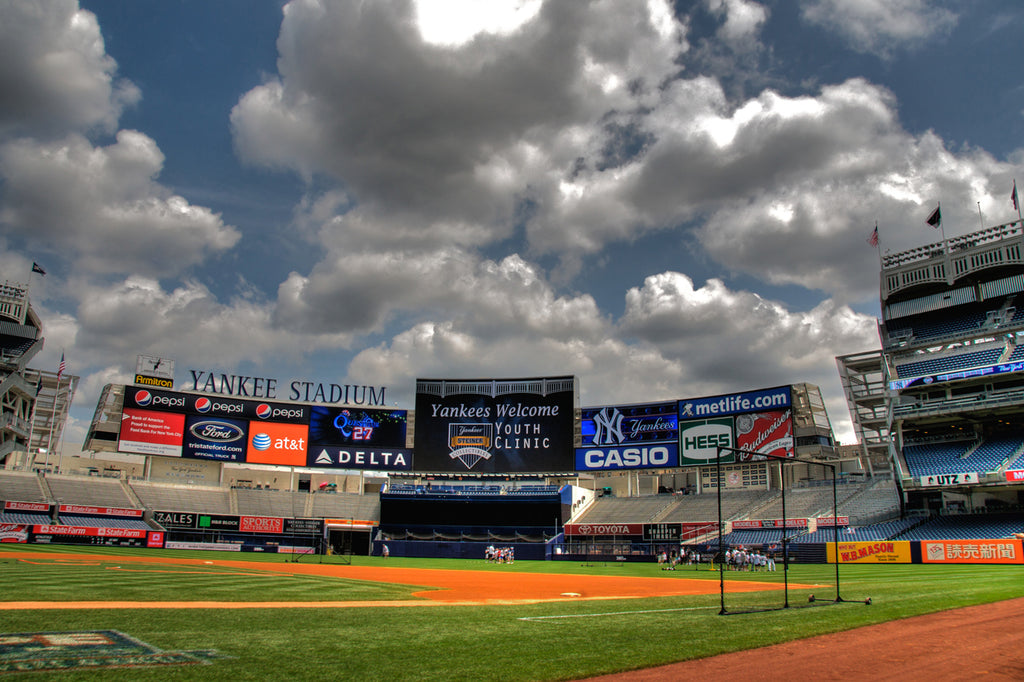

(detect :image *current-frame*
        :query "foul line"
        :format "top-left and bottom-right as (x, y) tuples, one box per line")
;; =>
(518, 605), (718, 622)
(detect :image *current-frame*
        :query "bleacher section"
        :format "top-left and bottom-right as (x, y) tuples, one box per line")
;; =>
(902, 441), (973, 477)
(749, 483), (860, 520)
(656, 490), (776, 523)
(44, 474), (136, 509)
(895, 513), (1024, 540)
(574, 495), (677, 523)
(130, 481), (232, 515)
(235, 488), (309, 518)
(894, 347), (1003, 379)
(0, 470), (47, 502)
(309, 491), (380, 520)
(902, 436), (1024, 477)
(57, 514), (152, 530)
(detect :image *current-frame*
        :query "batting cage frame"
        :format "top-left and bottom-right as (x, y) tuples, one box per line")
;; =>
(714, 445), (845, 615)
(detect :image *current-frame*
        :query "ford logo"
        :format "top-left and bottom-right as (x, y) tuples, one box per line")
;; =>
(189, 420), (244, 443)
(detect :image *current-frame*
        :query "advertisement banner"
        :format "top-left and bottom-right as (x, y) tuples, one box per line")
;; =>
(643, 523), (682, 541)
(245, 422), (309, 466)
(239, 516), (284, 534)
(919, 473), (979, 487)
(4, 501), (49, 513)
(307, 447), (413, 471)
(564, 523), (643, 536)
(118, 409), (185, 457)
(122, 387), (310, 424)
(827, 541), (912, 563)
(413, 376), (577, 473)
(32, 525), (148, 539)
(58, 505), (144, 518)
(576, 401), (679, 471)
(735, 409), (793, 460)
(197, 514), (240, 531)
(146, 531), (165, 548)
(921, 539), (1024, 564)
(678, 386), (791, 420)
(153, 511), (198, 528)
(0, 523), (29, 543)
(284, 518), (324, 535)
(1005, 470), (1024, 483)
(678, 417), (734, 466)
(183, 415), (248, 462)
(308, 406), (407, 448)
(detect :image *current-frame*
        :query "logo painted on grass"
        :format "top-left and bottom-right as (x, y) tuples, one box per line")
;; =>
(0, 630), (228, 673)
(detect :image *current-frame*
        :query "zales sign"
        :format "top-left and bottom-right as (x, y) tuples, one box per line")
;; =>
(187, 369), (386, 405)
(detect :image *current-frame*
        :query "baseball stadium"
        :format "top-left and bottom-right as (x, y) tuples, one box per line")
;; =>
(1, 223), (1023, 679)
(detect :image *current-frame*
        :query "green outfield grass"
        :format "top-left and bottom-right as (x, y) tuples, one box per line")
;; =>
(1, 544), (1022, 680)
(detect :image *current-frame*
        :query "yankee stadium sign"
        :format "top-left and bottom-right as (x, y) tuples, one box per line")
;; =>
(187, 369), (386, 405)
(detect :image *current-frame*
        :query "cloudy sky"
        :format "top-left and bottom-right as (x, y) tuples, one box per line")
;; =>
(2, 0), (1023, 452)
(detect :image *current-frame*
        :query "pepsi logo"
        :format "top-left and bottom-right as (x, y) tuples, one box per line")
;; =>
(256, 404), (272, 419)
(135, 390), (152, 406)
(252, 433), (272, 450)
(195, 397), (212, 413)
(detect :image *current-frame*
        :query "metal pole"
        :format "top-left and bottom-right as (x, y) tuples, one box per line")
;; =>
(781, 457), (788, 608)
(717, 448), (725, 615)
(832, 463), (843, 602)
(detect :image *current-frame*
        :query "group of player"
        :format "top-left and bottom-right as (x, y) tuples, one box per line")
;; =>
(724, 546), (775, 571)
(656, 548), (698, 570)
(484, 545), (514, 563)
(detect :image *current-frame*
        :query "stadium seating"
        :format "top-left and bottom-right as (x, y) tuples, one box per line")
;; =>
(0, 470), (47, 503)
(895, 513), (1024, 540)
(902, 441), (973, 477)
(130, 481), (232, 514)
(44, 474), (137, 509)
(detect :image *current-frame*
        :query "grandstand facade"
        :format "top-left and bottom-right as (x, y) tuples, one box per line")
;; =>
(0, 279), (77, 472)
(839, 219), (1024, 515)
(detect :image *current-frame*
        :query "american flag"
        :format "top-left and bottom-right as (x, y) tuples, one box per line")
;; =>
(867, 225), (879, 248)
(57, 352), (66, 382)
(1013, 181), (1019, 213)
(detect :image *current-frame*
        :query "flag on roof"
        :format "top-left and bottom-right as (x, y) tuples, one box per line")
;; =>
(31, 262), (46, 275)
(867, 225), (879, 248)
(926, 205), (941, 228)
(57, 352), (66, 381)
(1013, 181), (1019, 213)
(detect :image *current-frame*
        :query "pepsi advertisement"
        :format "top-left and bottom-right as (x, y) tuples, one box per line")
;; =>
(123, 387), (310, 423)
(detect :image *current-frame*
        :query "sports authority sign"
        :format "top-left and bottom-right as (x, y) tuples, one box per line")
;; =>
(414, 376), (578, 473)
